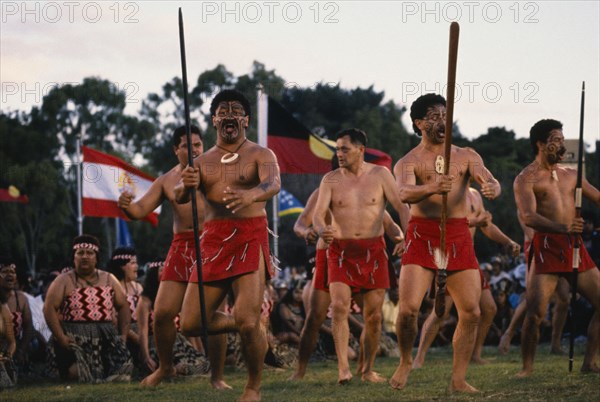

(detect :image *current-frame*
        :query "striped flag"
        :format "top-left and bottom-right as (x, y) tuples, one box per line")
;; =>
(82, 146), (160, 226)
(267, 97), (392, 173)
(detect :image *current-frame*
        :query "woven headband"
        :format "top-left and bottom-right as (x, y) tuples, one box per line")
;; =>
(73, 243), (99, 252)
(112, 254), (135, 261)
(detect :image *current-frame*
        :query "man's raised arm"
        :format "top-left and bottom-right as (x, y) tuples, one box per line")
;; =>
(118, 177), (165, 219)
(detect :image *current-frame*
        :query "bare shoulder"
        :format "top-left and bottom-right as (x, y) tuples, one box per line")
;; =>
(514, 163), (538, 185)
(468, 187), (480, 197)
(556, 164), (576, 177)
(248, 141), (277, 161)
(394, 147), (420, 172)
(367, 163), (392, 178)
(101, 270), (118, 284)
(50, 272), (70, 291)
(457, 146), (481, 160)
(16, 290), (30, 306)
(322, 168), (342, 185)
(160, 165), (182, 184)
(399, 146), (422, 163)
(133, 281), (143, 293)
(468, 187), (483, 204)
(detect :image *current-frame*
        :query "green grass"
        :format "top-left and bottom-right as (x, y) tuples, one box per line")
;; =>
(2, 345), (598, 401)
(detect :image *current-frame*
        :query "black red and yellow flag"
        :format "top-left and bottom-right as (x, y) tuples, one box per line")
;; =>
(267, 97), (392, 174)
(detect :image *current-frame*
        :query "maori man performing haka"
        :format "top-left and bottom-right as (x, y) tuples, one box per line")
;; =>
(289, 184), (406, 381)
(313, 128), (407, 385)
(118, 126), (228, 388)
(412, 186), (521, 369)
(176, 89), (281, 402)
(390, 94), (501, 393)
(514, 119), (600, 376)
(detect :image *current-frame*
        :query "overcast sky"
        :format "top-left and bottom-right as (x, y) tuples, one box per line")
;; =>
(2, 1), (599, 151)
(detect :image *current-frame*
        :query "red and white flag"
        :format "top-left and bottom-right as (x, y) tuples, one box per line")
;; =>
(82, 146), (160, 226)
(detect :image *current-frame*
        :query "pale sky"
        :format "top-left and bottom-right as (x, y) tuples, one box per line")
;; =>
(2, 1), (599, 151)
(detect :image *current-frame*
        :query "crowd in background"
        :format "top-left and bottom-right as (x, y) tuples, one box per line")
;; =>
(0, 218), (598, 388)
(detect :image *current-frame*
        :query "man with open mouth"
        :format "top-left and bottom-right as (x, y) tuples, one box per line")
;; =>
(514, 118), (600, 377)
(390, 93), (501, 393)
(176, 89), (281, 402)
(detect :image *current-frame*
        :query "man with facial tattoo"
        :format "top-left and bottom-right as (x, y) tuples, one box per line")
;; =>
(514, 119), (600, 377)
(390, 93), (501, 393)
(175, 89), (280, 402)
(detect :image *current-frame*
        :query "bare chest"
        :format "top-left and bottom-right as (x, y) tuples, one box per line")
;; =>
(412, 152), (469, 184)
(532, 172), (575, 207)
(202, 156), (258, 186)
(329, 176), (383, 209)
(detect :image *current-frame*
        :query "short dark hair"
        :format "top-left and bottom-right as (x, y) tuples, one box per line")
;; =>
(335, 128), (367, 147)
(331, 154), (339, 170)
(529, 119), (563, 156)
(172, 125), (202, 148)
(210, 89), (251, 120)
(410, 93), (446, 135)
(107, 246), (137, 280)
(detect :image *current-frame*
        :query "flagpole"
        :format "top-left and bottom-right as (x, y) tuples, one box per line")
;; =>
(76, 125), (84, 235)
(257, 85), (279, 260)
(115, 217), (120, 248)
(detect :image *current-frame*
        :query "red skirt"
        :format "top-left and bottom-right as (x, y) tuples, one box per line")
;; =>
(189, 216), (273, 283)
(327, 236), (389, 292)
(479, 269), (490, 290)
(524, 240), (533, 271)
(161, 231), (198, 282)
(313, 248), (329, 292)
(532, 232), (596, 274)
(401, 217), (478, 271)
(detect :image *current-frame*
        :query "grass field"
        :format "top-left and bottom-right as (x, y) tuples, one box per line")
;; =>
(2, 344), (598, 401)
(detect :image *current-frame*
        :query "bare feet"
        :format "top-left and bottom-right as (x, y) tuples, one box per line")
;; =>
(238, 387), (261, 402)
(550, 346), (565, 355)
(580, 363), (600, 373)
(355, 363), (363, 376)
(498, 333), (512, 355)
(141, 367), (176, 387)
(516, 369), (532, 378)
(362, 371), (387, 383)
(338, 370), (352, 385)
(211, 379), (233, 390)
(389, 363), (412, 390)
(449, 381), (480, 393)
(412, 358), (424, 369)
(470, 356), (490, 365)
(287, 371), (305, 381)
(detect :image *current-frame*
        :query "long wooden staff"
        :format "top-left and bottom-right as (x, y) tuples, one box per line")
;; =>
(569, 81), (585, 372)
(434, 22), (460, 318)
(179, 8), (209, 351)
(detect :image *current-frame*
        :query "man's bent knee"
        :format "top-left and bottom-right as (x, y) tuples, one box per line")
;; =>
(237, 320), (260, 339)
(365, 310), (383, 328)
(331, 299), (350, 319)
(180, 313), (201, 337)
